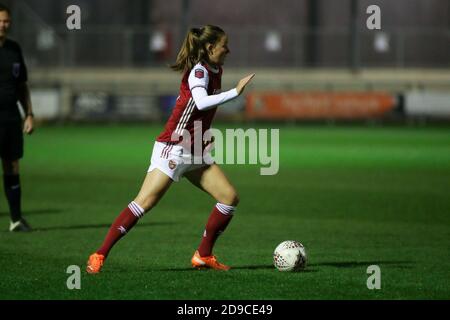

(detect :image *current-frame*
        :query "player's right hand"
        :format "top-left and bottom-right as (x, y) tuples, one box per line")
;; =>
(236, 73), (255, 95)
(23, 116), (34, 135)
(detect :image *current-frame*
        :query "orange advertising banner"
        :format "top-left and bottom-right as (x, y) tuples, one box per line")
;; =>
(246, 92), (396, 119)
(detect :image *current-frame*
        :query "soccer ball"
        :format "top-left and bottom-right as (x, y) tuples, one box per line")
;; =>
(273, 240), (307, 272)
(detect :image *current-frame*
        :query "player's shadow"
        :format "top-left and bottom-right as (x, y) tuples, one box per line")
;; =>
(159, 261), (414, 272)
(233, 265), (319, 272)
(31, 221), (177, 232)
(159, 265), (319, 272)
(158, 261), (414, 272)
(309, 260), (414, 269)
(0, 209), (62, 217)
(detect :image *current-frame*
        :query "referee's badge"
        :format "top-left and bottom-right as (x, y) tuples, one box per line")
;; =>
(12, 63), (21, 78)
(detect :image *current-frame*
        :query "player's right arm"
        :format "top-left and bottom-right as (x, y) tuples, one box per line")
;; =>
(16, 44), (34, 135)
(17, 82), (34, 134)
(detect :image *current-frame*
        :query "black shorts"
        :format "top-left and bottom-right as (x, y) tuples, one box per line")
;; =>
(0, 122), (24, 160)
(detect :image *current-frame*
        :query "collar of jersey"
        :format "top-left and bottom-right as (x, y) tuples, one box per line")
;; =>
(201, 61), (220, 74)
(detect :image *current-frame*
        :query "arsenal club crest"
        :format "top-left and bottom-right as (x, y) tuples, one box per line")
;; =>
(12, 63), (21, 78)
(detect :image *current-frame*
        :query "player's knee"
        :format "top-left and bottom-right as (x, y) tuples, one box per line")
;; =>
(2, 160), (19, 175)
(231, 193), (240, 206)
(220, 190), (239, 207)
(134, 196), (158, 212)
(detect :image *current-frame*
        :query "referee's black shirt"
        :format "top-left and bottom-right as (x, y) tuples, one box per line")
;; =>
(0, 38), (28, 123)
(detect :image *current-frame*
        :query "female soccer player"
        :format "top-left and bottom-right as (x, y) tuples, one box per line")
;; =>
(87, 25), (254, 273)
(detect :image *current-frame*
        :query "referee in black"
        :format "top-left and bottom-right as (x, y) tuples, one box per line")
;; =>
(0, 3), (34, 232)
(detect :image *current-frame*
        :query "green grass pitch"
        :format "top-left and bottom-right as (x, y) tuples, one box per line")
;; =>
(0, 124), (449, 299)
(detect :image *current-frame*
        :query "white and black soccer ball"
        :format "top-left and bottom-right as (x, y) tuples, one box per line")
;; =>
(273, 240), (307, 271)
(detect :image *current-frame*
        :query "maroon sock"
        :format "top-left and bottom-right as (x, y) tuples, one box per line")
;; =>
(97, 203), (143, 257)
(198, 205), (234, 257)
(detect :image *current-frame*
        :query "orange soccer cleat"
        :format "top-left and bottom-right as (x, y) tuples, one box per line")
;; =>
(191, 250), (230, 271)
(86, 253), (105, 274)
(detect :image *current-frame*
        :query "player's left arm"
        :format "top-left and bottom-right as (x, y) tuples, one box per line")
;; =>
(192, 86), (238, 111)
(18, 82), (34, 135)
(191, 73), (255, 111)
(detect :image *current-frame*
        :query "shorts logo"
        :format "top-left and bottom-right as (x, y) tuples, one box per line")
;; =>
(168, 160), (177, 170)
(194, 69), (204, 79)
(12, 63), (21, 78)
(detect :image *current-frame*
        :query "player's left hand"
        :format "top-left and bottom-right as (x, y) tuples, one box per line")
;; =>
(236, 73), (256, 95)
(23, 116), (34, 135)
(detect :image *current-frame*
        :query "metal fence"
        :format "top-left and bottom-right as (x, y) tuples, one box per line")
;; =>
(11, 25), (450, 69)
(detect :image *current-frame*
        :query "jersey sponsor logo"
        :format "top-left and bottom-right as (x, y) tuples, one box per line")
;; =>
(12, 63), (21, 78)
(194, 69), (204, 79)
(168, 159), (177, 170)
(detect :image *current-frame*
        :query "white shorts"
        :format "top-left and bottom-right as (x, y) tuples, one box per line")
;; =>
(147, 141), (214, 182)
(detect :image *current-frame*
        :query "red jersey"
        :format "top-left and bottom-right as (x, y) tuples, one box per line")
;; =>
(157, 62), (222, 147)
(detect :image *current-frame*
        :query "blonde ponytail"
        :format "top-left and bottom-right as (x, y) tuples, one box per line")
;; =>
(170, 25), (225, 73)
